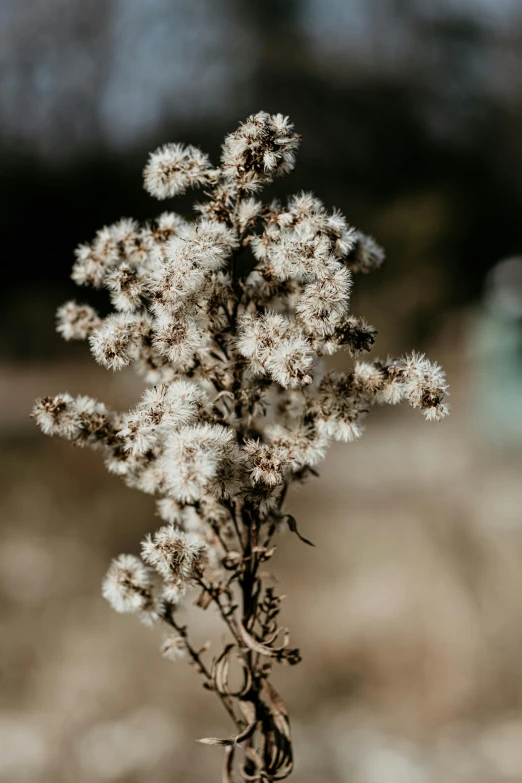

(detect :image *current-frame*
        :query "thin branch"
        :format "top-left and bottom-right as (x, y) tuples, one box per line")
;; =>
(161, 607), (240, 730)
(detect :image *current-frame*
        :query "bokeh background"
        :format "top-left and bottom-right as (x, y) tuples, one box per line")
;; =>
(2, 1), (522, 781)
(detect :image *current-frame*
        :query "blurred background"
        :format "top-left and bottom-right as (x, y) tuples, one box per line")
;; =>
(2, 0), (522, 781)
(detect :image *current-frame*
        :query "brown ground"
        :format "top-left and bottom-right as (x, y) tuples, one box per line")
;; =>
(2, 325), (522, 782)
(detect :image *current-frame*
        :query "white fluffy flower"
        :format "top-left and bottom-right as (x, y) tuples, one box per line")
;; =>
(267, 424), (330, 471)
(143, 143), (213, 199)
(118, 381), (207, 456)
(284, 193), (356, 258)
(162, 423), (235, 502)
(152, 311), (202, 367)
(268, 224), (332, 281)
(265, 335), (314, 389)
(396, 352), (450, 419)
(89, 313), (139, 370)
(238, 197), (263, 232)
(221, 112), (300, 192)
(243, 439), (292, 487)
(105, 264), (145, 312)
(150, 211), (189, 244)
(312, 373), (367, 443)
(56, 301), (102, 340)
(156, 498), (185, 525)
(179, 220), (238, 272)
(102, 554), (153, 614)
(296, 262), (352, 336)
(237, 313), (314, 387)
(109, 218), (149, 266)
(146, 220), (236, 310)
(141, 525), (207, 581)
(316, 414), (364, 443)
(71, 243), (107, 288)
(72, 219), (150, 288)
(161, 634), (186, 661)
(347, 230), (385, 273)
(236, 311), (289, 372)
(32, 393), (82, 439)
(32, 393), (119, 452)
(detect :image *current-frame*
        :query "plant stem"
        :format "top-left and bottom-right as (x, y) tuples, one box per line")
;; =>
(162, 608), (240, 729)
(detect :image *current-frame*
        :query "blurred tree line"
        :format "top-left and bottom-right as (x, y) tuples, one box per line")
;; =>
(2, 0), (522, 357)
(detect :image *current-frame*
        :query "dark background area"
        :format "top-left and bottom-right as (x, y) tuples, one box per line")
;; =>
(3, 0), (522, 358)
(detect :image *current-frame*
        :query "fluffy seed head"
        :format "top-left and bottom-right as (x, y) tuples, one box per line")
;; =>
(141, 525), (207, 581)
(221, 112), (300, 192)
(243, 440), (291, 487)
(102, 554), (153, 614)
(143, 143), (213, 199)
(161, 634), (186, 661)
(56, 301), (102, 340)
(32, 393), (81, 439)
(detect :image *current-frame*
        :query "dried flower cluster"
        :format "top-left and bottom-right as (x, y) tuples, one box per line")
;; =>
(33, 111), (448, 781)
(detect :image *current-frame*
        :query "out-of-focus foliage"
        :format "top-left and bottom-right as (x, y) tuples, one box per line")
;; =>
(3, 0), (522, 357)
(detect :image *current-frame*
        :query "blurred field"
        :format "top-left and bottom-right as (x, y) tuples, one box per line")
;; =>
(2, 322), (522, 783)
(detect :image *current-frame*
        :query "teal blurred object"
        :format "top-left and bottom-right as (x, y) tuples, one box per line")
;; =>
(471, 258), (522, 447)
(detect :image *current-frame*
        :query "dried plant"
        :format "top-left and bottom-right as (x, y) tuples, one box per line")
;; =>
(32, 112), (448, 781)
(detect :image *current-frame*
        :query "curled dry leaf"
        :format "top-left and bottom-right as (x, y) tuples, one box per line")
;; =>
(213, 644), (252, 698)
(198, 736), (236, 747)
(260, 680), (293, 779)
(198, 719), (257, 749)
(238, 621), (289, 658)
